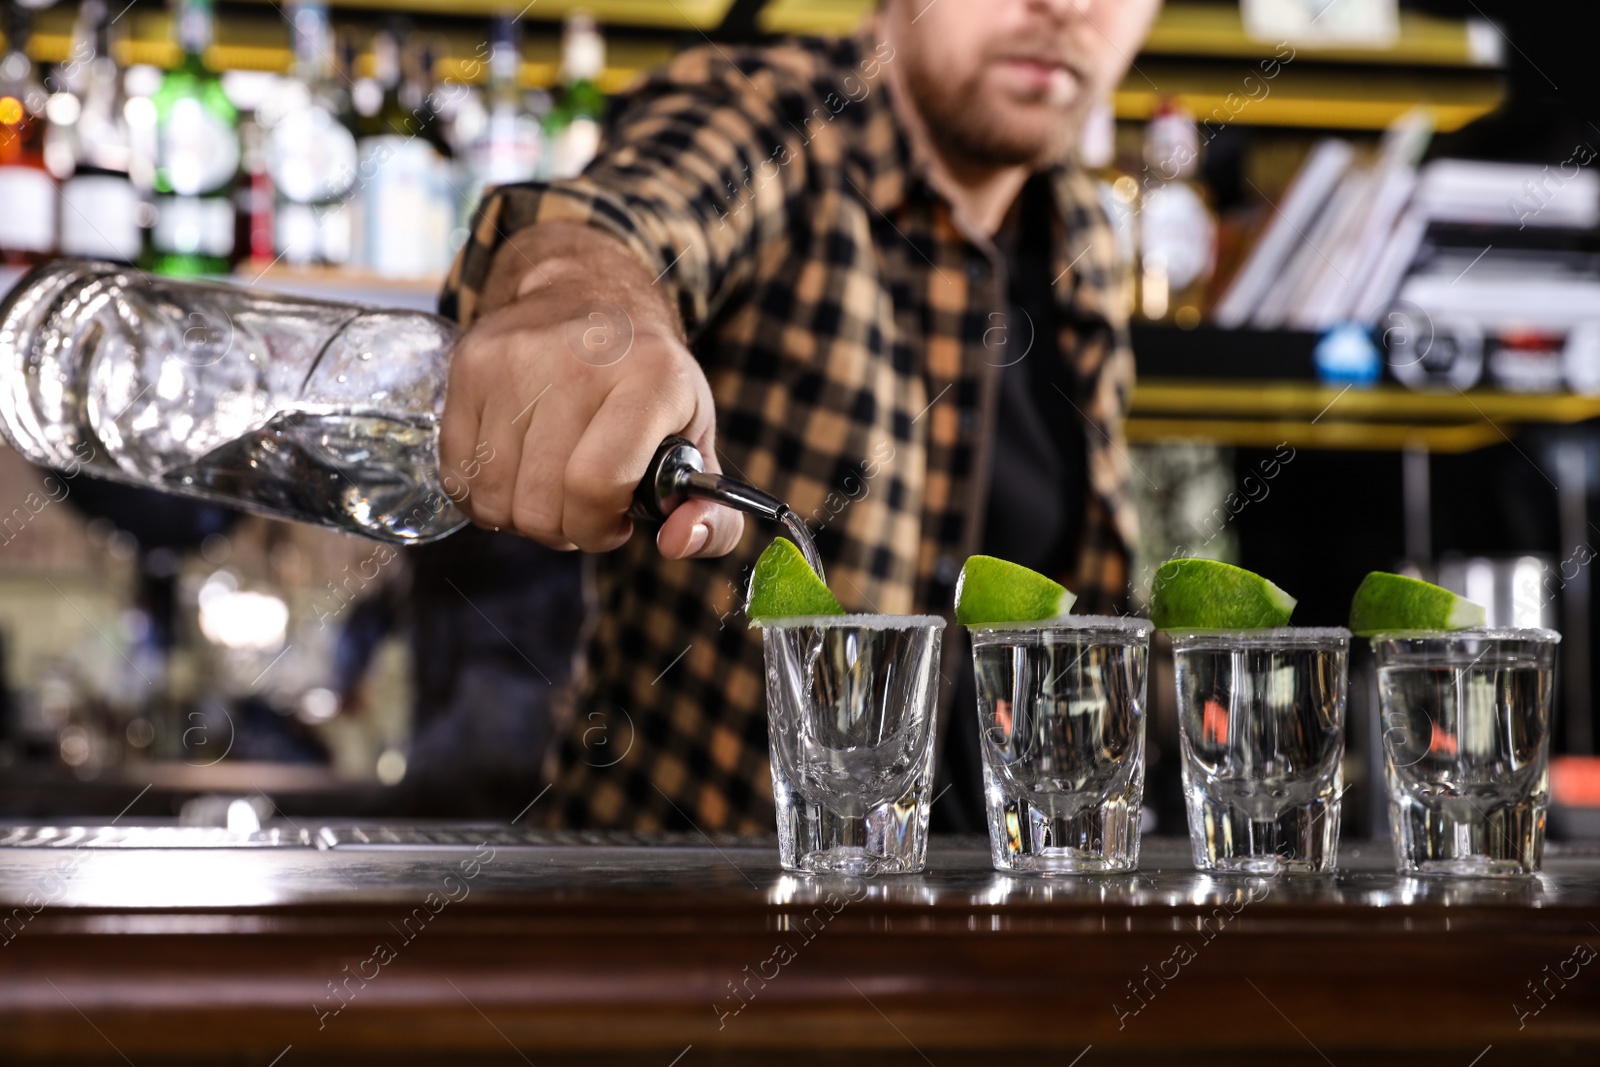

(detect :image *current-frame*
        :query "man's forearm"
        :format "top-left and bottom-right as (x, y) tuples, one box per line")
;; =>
(480, 222), (685, 343)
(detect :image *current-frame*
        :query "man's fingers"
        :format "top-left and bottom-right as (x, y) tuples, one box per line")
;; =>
(663, 437), (745, 558)
(658, 499), (744, 559)
(562, 367), (702, 551)
(509, 385), (592, 547)
(440, 344), (541, 530)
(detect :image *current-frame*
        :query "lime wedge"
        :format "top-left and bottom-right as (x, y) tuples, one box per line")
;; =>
(747, 537), (844, 620)
(1149, 558), (1296, 630)
(1349, 571), (1486, 637)
(954, 555), (1077, 626)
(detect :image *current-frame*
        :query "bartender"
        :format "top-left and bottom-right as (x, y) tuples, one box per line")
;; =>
(438, 0), (1158, 831)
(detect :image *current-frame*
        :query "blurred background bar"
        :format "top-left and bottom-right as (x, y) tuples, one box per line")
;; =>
(3, 0), (1600, 844)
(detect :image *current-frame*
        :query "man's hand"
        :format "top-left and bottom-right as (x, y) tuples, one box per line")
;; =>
(439, 224), (744, 559)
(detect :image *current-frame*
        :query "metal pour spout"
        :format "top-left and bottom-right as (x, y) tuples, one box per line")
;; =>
(629, 435), (825, 579)
(628, 435), (787, 523)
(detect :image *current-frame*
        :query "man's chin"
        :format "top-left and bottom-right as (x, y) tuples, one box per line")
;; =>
(910, 73), (1076, 168)
(954, 111), (1068, 165)
(932, 126), (1058, 169)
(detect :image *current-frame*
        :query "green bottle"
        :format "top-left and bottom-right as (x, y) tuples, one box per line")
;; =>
(145, 0), (240, 276)
(544, 12), (605, 179)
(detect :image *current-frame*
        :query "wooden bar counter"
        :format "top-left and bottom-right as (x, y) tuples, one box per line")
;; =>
(3, 826), (1599, 1065)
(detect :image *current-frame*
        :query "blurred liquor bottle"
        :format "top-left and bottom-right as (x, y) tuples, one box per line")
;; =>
(1078, 101), (1138, 319)
(403, 38), (454, 159)
(0, 0), (57, 265)
(57, 0), (142, 264)
(146, 0), (241, 276)
(464, 16), (545, 220)
(236, 84), (274, 266)
(1136, 101), (1216, 327)
(545, 12), (605, 180)
(354, 24), (456, 279)
(267, 0), (359, 266)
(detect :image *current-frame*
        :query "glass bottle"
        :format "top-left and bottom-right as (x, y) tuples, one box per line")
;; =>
(466, 16), (544, 219)
(545, 12), (605, 179)
(0, 1), (57, 265)
(146, 0), (241, 277)
(403, 39), (453, 159)
(58, 0), (142, 263)
(1136, 101), (1216, 327)
(356, 27), (454, 279)
(0, 263), (800, 553)
(41, 2), (90, 184)
(359, 26), (406, 140)
(0, 261), (467, 543)
(267, 0), (359, 266)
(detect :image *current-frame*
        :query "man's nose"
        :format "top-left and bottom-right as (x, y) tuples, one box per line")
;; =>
(1027, 0), (1095, 18)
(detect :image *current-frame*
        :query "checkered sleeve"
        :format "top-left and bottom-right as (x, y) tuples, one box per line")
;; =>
(441, 47), (808, 336)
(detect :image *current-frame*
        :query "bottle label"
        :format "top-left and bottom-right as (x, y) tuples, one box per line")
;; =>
(60, 175), (143, 261)
(550, 117), (599, 180)
(154, 194), (235, 257)
(276, 200), (352, 265)
(0, 167), (58, 252)
(161, 97), (241, 196)
(472, 114), (543, 187)
(359, 137), (453, 278)
(268, 106), (358, 204)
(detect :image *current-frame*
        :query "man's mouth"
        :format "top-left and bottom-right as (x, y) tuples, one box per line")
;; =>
(992, 54), (1083, 103)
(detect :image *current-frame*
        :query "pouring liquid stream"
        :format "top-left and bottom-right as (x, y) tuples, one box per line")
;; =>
(777, 506), (826, 585)
(632, 435), (825, 585)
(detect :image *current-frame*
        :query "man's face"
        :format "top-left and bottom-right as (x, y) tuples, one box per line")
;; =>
(889, 0), (1162, 168)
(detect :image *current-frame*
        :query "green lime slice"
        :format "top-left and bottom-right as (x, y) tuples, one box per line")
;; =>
(1349, 571), (1486, 637)
(1149, 558), (1296, 630)
(746, 537), (844, 621)
(954, 555), (1077, 626)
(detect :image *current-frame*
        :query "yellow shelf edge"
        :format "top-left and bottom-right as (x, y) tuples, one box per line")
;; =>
(1131, 380), (1600, 425)
(230, 0), (734, 30)
(1126, 417), (1510, 453)
(1142, 4), (1497, 68)
(758, 1), (1496, 69)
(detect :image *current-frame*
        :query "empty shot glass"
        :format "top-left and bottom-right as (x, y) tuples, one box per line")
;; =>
(1375, 628), (1560, 877)
(758, 614), (945, 875)
(969, 616), (1154, 874)
(1171, 628), (1351, 875)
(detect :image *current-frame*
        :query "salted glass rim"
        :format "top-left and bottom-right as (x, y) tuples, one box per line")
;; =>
(1167, 626), (1351, 648)
(1365, 627), (1561, 644)
(965, 612), (1153, 635)
(751, 612), (947, 630)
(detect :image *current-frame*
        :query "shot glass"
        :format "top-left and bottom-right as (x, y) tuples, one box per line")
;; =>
(757, 614), (945, 875)
(1374, 628), (1560, 877)
(1171, 628), (1350, 875)
(969, 616), (1154, 874)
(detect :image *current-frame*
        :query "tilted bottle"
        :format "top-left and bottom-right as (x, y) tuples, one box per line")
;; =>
(0, 264), (805, 553)
(0, 261), (467, 543)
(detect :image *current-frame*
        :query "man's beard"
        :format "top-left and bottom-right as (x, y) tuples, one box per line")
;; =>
(903, 53), (1080, 168)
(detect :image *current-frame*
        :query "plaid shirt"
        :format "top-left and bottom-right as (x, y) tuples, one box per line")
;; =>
(441, 28), (1137, 832)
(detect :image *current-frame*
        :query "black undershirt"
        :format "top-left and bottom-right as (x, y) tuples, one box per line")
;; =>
(982, 171), (1088, 574)
(935, 171), (1090, 833)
